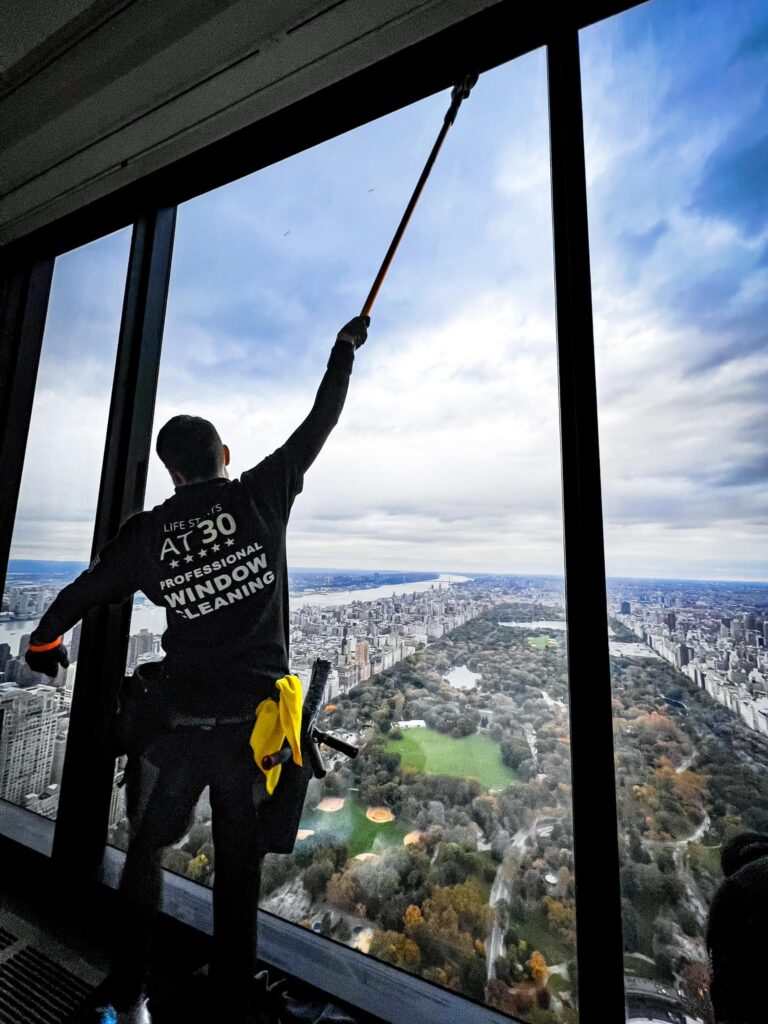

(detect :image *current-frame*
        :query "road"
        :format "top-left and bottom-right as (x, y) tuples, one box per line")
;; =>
(485, 818), (539, 981)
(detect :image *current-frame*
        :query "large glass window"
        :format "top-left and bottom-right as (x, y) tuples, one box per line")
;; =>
(107, 49), (580, 1021)
(0, 230), (131, 820)
(582, 1), (768, 1020)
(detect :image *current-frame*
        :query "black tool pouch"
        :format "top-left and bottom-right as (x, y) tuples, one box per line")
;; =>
(253, 738), (313, 855)
(112, 661), (171, 757)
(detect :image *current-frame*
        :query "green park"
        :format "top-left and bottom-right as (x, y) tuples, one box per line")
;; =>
(386, 727), (518, 791)
(527, 635), (558, 650)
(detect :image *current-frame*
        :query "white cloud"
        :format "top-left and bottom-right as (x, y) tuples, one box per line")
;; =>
(9, 8), (767, 583)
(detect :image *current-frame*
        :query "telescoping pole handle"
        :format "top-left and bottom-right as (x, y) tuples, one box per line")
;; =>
(261, 746), (293, 771)
(313, 728), (359, 760)
(360, 71), (478, 320)
(261, 736), (328, 776)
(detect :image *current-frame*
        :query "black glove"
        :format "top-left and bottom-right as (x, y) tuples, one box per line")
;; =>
(336, 315), (370, 350)
(25, 640), (69, 678)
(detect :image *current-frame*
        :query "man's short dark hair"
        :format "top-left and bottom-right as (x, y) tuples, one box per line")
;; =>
(156, 415), (223, 481)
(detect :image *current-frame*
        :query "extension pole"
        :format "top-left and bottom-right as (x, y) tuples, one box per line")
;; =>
(360, 72), (478, 319)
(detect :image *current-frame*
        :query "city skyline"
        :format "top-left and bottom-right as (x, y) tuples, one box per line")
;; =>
(3, 566), (768, 1021)
(7, 0), (767, 582)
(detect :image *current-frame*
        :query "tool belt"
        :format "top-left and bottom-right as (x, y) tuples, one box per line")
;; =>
(112, 665), (318, 855)
(169, 711), (254, 728)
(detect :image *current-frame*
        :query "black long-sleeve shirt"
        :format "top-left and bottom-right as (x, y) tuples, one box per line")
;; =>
(32, 340), (355, 714)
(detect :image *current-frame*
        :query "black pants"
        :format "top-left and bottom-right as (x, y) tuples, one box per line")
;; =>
(111, 722), (265, 1015)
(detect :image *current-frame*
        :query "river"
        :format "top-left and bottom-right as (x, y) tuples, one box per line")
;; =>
(289, 573), (470, 608)
(0, 573), (471, 655)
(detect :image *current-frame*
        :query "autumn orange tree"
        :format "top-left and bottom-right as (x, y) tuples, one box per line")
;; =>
(326, 869), (363, 913)
(542, 895), (576, 949)
(404, 904), (423, 928)
(402, 880), (491, 972)
(527, 949), (549, 985)
(420, 879), (491, 943)
(369, 931), (421, 970)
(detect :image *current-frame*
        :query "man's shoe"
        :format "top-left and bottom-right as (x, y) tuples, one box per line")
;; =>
(96, 997), (152, 1024)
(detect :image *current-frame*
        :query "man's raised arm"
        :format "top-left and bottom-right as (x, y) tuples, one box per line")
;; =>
(240, 316), (368, 517)
(281, 314), (368, 473)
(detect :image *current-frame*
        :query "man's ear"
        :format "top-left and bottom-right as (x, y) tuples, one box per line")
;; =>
(223, 444), (231, 467)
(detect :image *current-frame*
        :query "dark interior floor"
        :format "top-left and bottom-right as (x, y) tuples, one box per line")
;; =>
(0, 835), (385, 1024)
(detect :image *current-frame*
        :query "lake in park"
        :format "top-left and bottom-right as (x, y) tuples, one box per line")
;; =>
(444, 664), (481, 691)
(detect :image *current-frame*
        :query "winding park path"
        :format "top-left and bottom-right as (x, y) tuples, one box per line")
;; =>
(676, 751), (697, 773)
(485, 819), (539, 982)
(673, 813), (711, 927)
(540, 690), (567, 715)
(486, 863), (512, 981)
(641, 809), (712, 930)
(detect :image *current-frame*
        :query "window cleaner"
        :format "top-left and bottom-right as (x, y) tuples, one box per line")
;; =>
(25, 314), (369, 1024)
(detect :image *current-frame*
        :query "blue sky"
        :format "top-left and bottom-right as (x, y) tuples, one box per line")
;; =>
(582, 0), (768, 581)
(11, 0), (768, 581)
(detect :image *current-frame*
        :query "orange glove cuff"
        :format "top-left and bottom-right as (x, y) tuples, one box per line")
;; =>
(27, 636), (63, 653)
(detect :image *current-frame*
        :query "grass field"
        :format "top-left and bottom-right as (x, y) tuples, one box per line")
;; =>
(386, 728), (517, 791)
(298, 798), (409, 858)
(547, 974), (569, 996)
(517, 907), (572, 966)
(528, 635), (557, 650)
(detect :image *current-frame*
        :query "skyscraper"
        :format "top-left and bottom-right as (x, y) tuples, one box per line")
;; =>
(110, 760), (127, 829)
(126, 629), (156, 673)
(50, 719), (69, 787)
(355, 640), (371, 682)
(0, 683), (58, 805)
(68, 621), (83, 663)
(676, 644), (691, 668)
(4, 656), (47, 688)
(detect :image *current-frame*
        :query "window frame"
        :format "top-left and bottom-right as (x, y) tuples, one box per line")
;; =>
(0, 4), (648, 1021)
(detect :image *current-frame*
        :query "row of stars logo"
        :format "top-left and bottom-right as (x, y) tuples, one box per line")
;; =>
(168, 537), (235, 568)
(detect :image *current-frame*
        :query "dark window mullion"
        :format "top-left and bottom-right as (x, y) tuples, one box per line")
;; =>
(547, 28), (625, 1021)
(0, 259), (55, 598)
(53, 207), (176, 874)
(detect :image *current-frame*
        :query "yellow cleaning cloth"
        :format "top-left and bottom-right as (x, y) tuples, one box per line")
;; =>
(250, 675), (304, 795)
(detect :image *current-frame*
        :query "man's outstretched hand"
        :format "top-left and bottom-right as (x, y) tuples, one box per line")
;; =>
(25, 639), (69, 678)
(337, 315), (370, 350)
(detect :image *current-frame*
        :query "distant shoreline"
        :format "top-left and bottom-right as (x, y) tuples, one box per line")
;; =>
(3, 560), (768, 587)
